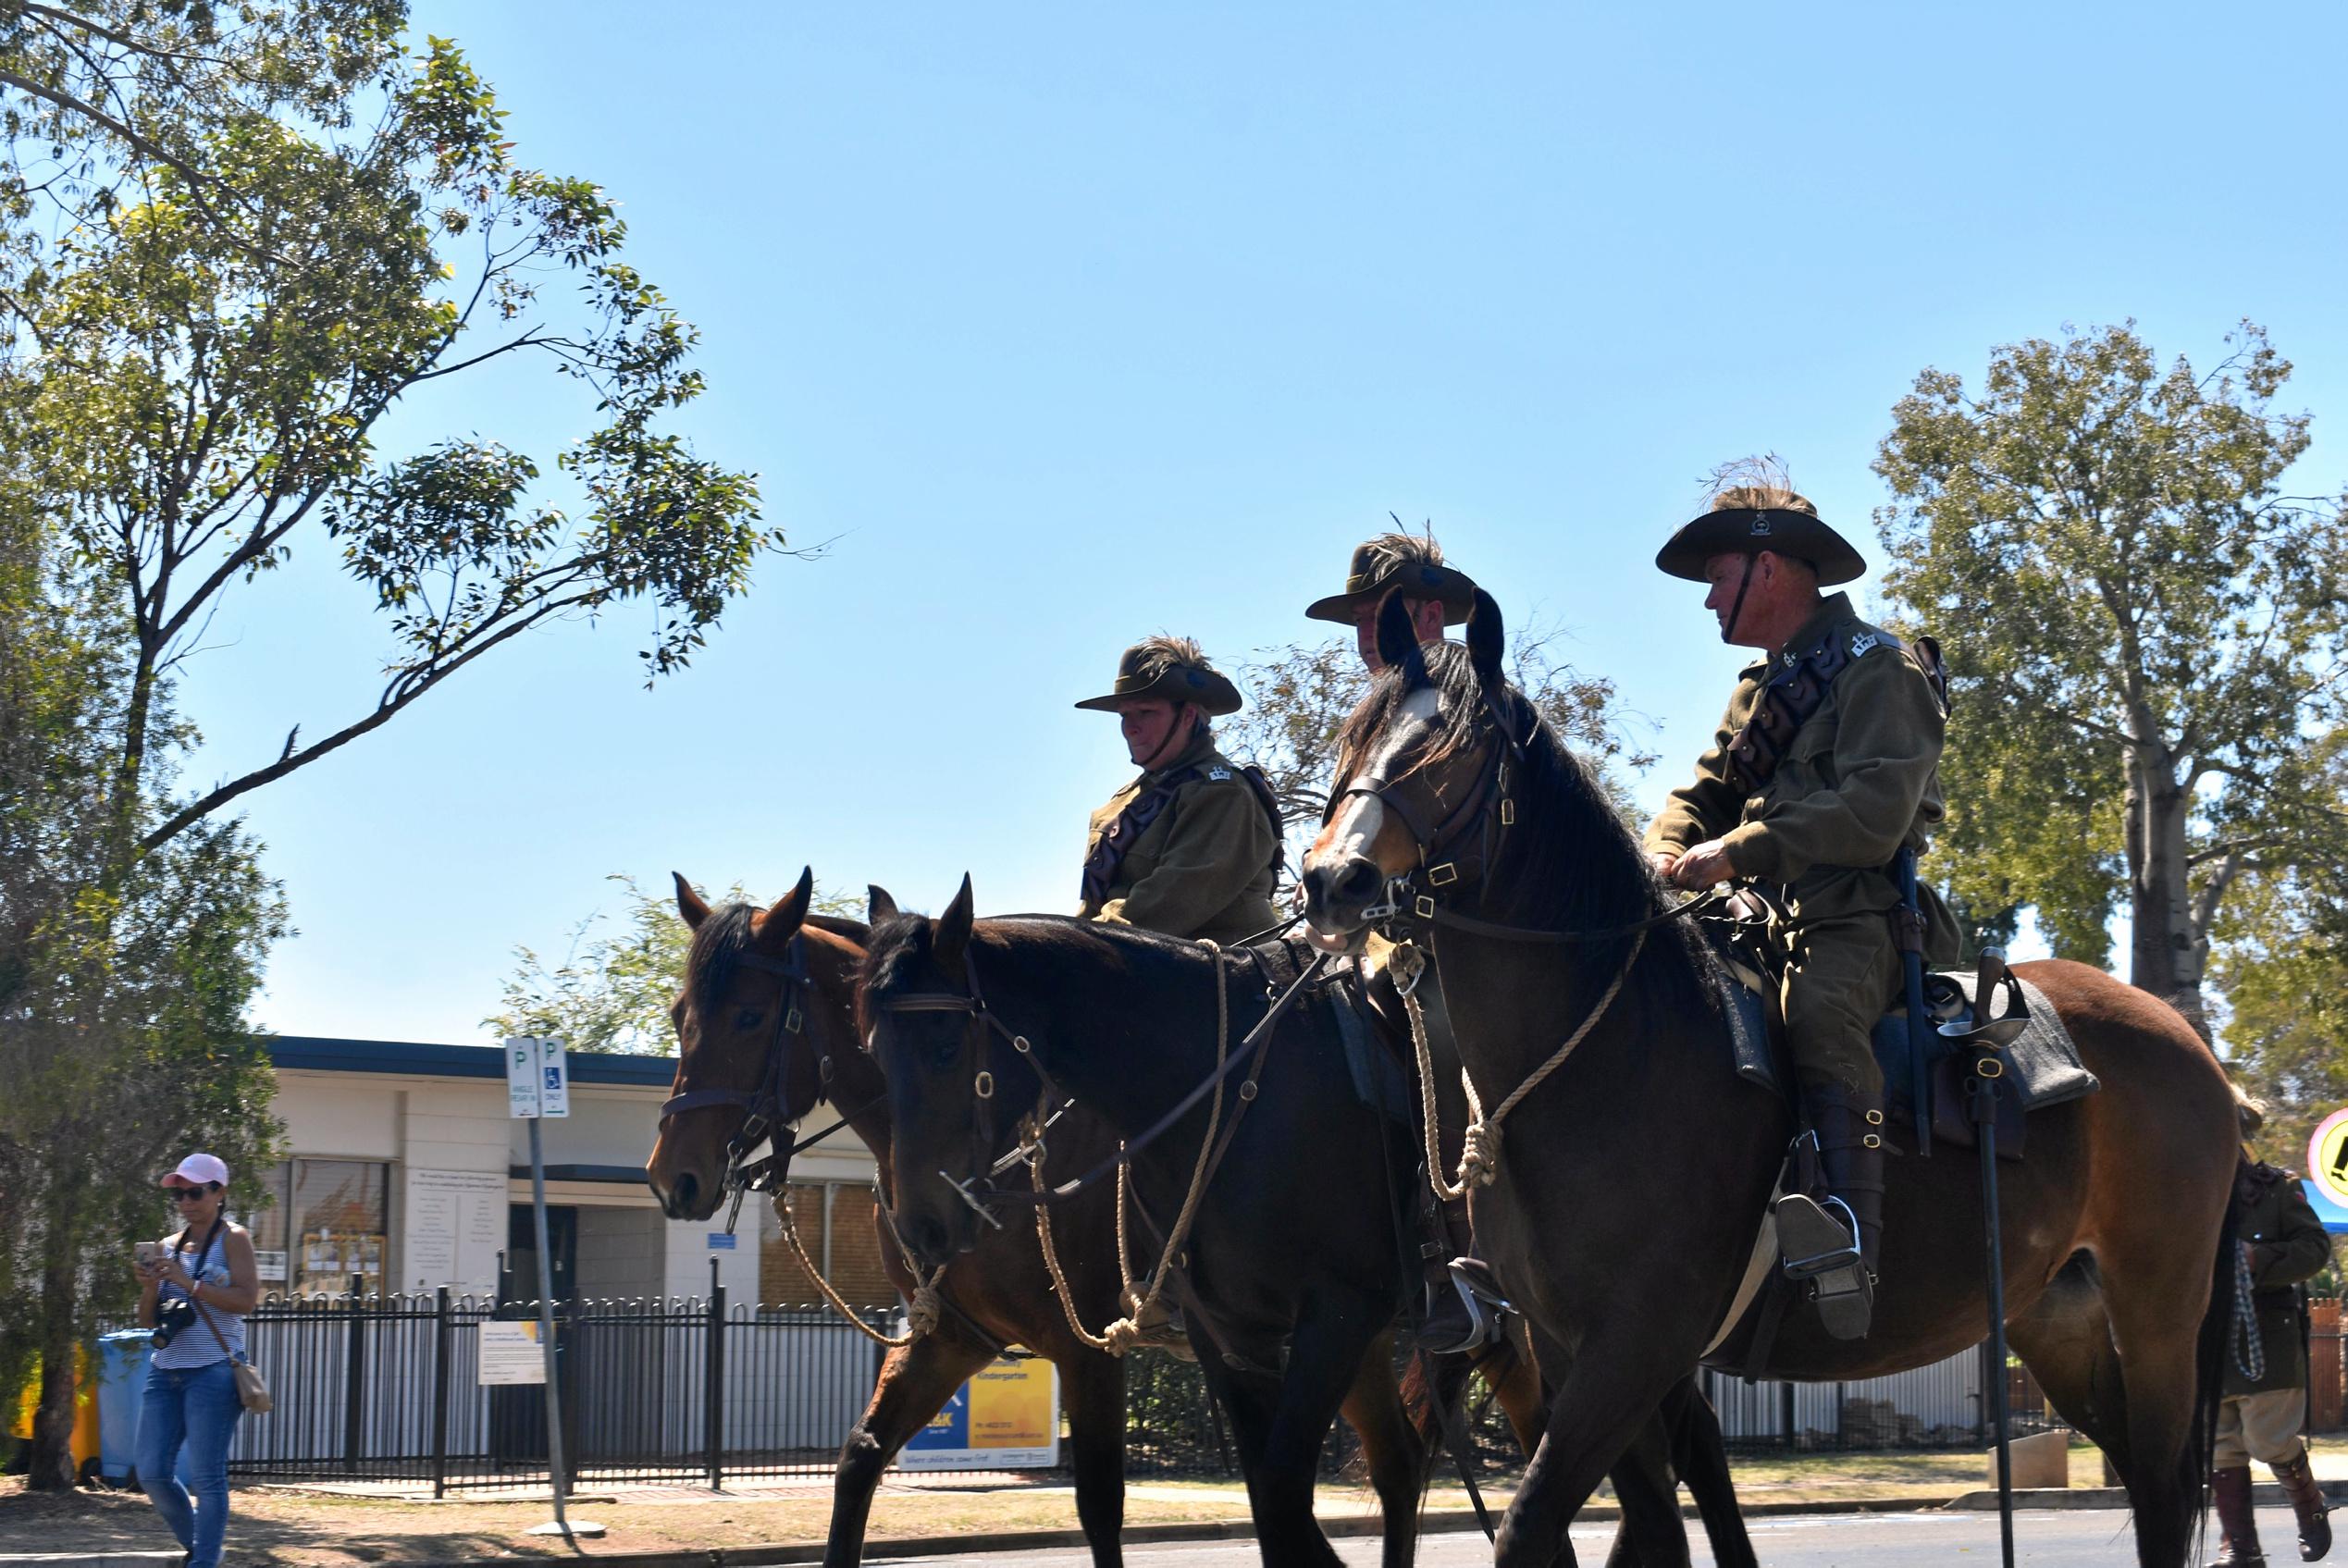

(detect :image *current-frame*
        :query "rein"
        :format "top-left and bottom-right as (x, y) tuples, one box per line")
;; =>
(878, 940), (1328, 1210)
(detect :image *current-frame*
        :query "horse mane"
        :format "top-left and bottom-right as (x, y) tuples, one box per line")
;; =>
(861, 912), (1204, 1009)
(1339, 641), (1721, 1003)
(686, 901), (760, 1019)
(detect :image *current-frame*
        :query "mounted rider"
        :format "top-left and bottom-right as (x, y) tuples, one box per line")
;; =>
(1308, 529), (1502, 1355)
(1076, 635), (1283, 946)
(1644, 465), (1960, 1341)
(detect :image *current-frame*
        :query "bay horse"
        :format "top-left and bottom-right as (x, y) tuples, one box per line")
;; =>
(1296, 587), (2243, 1568)
(864, 879), (1759, 1568)
(645, 870), (1446, 1567)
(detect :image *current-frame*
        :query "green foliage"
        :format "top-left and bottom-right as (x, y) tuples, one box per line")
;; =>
(1874, 322), (2348, 1005)
(0, 8), (776, 850)
(486, 874), (865, 1056)
(0, 508), (281, 1468)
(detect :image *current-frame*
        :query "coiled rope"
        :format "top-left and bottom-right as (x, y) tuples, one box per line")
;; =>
(1400, 932), (1645, 1201)
(1034, 939), (1230, 1355)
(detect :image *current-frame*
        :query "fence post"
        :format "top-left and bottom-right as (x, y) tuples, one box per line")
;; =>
(430, 1288), (451, 1500)
(1976, 1337), (1996, 1446)
(705, 1279), (727, 1491)
(342, 1272), (366, 1474)
(1777, 1380), (1795, 1451)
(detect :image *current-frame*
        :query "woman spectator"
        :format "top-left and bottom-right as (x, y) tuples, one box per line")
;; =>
(134, 1154), (260, 1568)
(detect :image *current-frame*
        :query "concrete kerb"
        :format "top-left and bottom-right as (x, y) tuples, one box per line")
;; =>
(0, 1496), (1973, 1568)
(1944, 1478), (2348, 1512)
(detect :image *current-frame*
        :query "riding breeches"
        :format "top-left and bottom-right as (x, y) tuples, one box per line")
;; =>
(2217, 1389), (2309, 1469)
(1779, 913), (1900, 1096)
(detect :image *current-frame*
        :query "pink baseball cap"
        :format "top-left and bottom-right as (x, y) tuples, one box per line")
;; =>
(162, 1154), (229, 1189)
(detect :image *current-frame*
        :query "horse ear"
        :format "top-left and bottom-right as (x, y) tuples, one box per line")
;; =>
(933, 874), (975, 981)
(867, 885), (900, 926)
(674, 872), (711, 931)
(1375, 587), (1417, 673)
(1465, 587), (1505, 690)
(758, 868), (814, 949)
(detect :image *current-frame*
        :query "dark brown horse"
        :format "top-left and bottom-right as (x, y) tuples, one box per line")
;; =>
(864, 883), (1765, 1568)
(1297, 588), (2243, 1567)
(645, 870), (1445, 1568)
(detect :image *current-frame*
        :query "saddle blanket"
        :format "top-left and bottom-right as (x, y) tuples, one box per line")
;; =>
(1724, 968), (2100, 1160)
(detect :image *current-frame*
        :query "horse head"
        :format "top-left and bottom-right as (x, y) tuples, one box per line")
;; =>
(647, 866), (847, 1221)
(860, 876), (1056, 1271)
(1302, 585), (1512, 949)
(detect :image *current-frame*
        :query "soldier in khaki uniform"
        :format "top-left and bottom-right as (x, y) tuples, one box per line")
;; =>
(1304, 530), (1478, 673)
(2214, 1095), (2333, 1566)
(1306, 531), (1505, 1353)
(1076, 636), (1280, 946)
(1645, 472), (1960, 1340)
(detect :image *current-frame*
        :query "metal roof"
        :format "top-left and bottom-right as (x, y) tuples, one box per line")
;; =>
(267, 1035), (676, 1088)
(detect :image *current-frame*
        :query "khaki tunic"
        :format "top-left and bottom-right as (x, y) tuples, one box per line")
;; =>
(2222, 1163), (2332, 1403)
(1644, 592), (1960, 1093)
(1080, 728), (1279, 945)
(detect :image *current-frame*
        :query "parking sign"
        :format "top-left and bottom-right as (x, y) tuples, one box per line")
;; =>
(503, 1037), (571, 1119)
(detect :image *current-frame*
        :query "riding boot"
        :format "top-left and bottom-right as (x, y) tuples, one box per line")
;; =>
(2274, 1451), (2330, 1562)
(1773, 1083), (1886, 1341)
(1415, 1195), (1507, 1356)
(2216, 1465), (2268, 1565)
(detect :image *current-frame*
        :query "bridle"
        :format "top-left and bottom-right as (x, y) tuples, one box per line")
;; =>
(1332, 676), (1727, 945)
(874, 938), (1326, 1225)
(659, 935), (880, 1221)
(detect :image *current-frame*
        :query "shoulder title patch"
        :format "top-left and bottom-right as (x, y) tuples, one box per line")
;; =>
(1848, 632), (1880, 658)
(1206, 766), (1231, 782)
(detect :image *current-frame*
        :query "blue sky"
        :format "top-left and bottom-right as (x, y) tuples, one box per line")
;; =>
(177, 2), (2348, 1044)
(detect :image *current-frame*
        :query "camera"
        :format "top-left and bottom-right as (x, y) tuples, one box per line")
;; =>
(152, 1298), (194, 1349)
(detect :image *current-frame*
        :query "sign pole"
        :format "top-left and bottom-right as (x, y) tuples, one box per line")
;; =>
(528, 1112), (569, 1537)
(506, 1037), (599, 1541)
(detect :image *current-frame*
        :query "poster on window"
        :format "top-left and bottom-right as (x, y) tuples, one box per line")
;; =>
(896, 1356), (1059, 1470)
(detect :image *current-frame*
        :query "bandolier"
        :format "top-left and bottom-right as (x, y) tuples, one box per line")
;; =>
(1074, 640), (1281, 947)
(1647, 487), (1961, 1340)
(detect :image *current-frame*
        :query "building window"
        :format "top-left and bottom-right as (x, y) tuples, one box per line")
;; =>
(246, 1159), (390, 1297)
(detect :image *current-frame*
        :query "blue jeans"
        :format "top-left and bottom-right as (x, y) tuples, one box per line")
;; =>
(137, 1358), (243, 1568)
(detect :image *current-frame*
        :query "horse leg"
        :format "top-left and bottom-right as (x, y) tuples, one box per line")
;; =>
(2007, 1254), (2133, 1471)
(1338, 1329), (1430, 1568)
(1062, 1349), (1130, 1568)
(1496, 1331), (1689, 1568)
(1660, 1374), (1755, 1568)
(1247, 1295), (1392, 1568)
(2095, 1211), (2232, 1566)
(1600, 1408), (1690, 1568)
(823, 1330), (994, 1568)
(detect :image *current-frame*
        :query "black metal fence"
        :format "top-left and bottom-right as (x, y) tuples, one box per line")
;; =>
(229, 1288), (894, 1491)
(217, 1287), (2063, 1490)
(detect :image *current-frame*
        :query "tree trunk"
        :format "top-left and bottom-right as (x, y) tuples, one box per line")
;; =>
(26, 1224), (81, 1489)
(2127, 743), (2209, 1041)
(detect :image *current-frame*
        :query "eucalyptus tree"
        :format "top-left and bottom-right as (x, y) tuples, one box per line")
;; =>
(1875, 322), (2348, 1032)
(0, 5), (780, 1481)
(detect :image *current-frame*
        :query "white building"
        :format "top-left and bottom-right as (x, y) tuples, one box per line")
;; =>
(258, 1037), (889, 1307)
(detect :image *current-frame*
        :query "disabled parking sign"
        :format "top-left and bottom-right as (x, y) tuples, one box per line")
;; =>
(2308, 1109), (2348, 1208)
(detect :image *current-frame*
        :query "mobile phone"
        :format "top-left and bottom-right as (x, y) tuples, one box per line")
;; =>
(134, 1241), (165, 1268)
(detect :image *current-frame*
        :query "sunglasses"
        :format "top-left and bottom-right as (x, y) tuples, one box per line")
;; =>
(166, 1188), (212, 1202)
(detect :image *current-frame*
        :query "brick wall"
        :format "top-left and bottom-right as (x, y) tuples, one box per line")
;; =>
(760, 1182), (897, 1312)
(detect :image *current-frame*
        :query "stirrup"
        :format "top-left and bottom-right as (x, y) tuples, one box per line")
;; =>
(1773, 1191), (1873, 1341)
(1418, 1259), (1510, 1357)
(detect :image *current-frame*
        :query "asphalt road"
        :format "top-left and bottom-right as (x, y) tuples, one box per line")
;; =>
(866, 1503), (2278, 1564)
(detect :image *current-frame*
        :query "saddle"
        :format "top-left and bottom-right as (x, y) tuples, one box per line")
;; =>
(1712, 934), (2100, 1161)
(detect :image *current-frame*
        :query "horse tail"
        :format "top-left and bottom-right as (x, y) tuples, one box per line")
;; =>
(2191, 1183), (2243, 1559)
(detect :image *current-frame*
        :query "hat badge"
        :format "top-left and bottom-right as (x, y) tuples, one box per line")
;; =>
(1749, 512), (1773, 537)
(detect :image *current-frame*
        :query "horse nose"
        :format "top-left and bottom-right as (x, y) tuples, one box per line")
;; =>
(901, 1211), (952, 1269)
(1304, 855), (1383, 931)
(666, 1170), (699, 1218)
